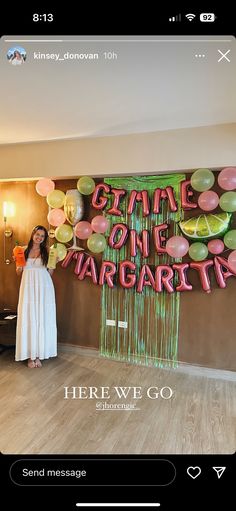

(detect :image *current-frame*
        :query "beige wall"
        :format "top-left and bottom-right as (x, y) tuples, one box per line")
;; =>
(0, 123), (235, 180)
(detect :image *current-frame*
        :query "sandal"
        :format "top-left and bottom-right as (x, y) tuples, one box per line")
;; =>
(28, 359), (36, 368)
(35, 358), (42, 368)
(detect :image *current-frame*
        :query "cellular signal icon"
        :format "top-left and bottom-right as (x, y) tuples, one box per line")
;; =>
(169, 14), (181, 22)
(185, 13), (196, 21)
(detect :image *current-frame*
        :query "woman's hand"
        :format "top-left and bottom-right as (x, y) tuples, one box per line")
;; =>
(16, 267), (23, 276)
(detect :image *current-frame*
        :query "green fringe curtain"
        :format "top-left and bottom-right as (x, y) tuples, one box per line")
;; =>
(100, 174), (185, 368)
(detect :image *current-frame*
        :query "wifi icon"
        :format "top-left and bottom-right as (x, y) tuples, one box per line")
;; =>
(185, 13), (196, 21)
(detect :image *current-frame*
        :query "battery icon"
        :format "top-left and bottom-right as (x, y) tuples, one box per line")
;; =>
(200, 13), (216, 22)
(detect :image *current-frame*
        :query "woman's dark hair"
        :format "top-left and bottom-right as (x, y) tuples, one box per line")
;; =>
(13, 50), (21, 59)
(25, 226), (49, 266)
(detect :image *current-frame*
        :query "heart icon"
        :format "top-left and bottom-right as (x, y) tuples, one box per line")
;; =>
(187, 466), (201, 479)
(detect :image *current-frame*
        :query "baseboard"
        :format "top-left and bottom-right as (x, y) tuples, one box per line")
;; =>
(59, 343), (99, 358)
(58, 343), (236, 381)
(176, 362), (236, 381)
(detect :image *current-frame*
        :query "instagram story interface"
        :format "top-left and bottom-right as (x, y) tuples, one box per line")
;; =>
(0, 29), (235, 508)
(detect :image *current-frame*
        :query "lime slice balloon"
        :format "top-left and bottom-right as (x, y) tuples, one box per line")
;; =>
(179, 212), (232, 241)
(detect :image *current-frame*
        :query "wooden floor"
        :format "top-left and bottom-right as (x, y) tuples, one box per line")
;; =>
(0, 349), (235, 454)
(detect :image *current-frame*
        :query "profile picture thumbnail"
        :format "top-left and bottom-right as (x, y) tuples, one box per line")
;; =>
(7, 46), (26, 65)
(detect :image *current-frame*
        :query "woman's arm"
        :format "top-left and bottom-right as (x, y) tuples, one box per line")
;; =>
(16, 267), (23, 276)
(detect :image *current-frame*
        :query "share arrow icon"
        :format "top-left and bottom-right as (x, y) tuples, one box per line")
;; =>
(213, 467), (226, 479)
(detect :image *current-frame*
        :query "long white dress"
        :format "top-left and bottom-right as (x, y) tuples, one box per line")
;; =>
(15, 257), (57, 361)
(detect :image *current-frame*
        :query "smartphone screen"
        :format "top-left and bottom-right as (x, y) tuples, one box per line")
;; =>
(0, 8), (235, 510)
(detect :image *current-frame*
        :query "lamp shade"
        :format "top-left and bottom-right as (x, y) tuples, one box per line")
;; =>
(3, 201), (15, 218)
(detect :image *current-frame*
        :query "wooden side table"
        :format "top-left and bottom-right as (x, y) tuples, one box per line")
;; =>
(0, 311), (17, 354)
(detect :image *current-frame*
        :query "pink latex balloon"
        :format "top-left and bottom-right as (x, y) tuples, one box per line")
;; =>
(75, 221), (93, 240)
(207, 239), (224, 255)
(228, 250), (236, 273)
(218, 167), (236, 191)
(47, 208), (66, 227)
(91, 215), (109, 234)
(166, 236), (189, 258)
(198, 191), (219, 211)
(36, 178), (55, 196)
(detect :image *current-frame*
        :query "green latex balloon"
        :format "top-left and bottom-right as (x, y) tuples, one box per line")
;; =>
(47, 189), (65, 208)
(52, 242), (67, 261)
(179, 212), (232, 241)
(87, 233), (106, 253)
(77, 176), (95, 195)
(219, 191), (236, 212)
(190, 168), (215, 192)
(224, 230), (236, 249)
(189, 242), (208, 261)
(55, 224), (73, 243)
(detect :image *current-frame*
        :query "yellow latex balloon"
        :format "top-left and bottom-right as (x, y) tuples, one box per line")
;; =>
(55, 224), (73, 243)
(52, 242), (67, 261)
(47, 190), (65, 208)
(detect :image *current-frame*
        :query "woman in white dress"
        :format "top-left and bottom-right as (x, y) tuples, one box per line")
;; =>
(15, 226), (57, 368)
(10, 50), (24, 65)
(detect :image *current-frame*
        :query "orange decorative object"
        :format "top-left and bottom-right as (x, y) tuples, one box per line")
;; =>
(13, 242), (26, 267)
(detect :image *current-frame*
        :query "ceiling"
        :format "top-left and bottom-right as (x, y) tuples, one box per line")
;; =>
(0, 36), (235, 144)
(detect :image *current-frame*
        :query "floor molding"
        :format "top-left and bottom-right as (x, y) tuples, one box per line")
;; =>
(175, 362), (236, 381)
(59, 343), (99, 359)
(58, 343), (236, 381)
